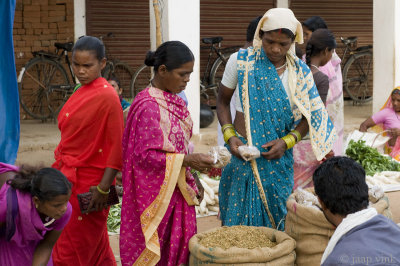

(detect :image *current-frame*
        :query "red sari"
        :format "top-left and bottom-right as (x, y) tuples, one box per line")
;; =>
(52, 77), (123, 265)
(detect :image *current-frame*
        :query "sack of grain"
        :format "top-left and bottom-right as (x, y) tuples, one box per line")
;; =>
(285, 188), (392, 266)
(189, 226), (296, 265)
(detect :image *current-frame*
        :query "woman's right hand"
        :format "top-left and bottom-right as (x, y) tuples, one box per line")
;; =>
(228, 136), (244, 159)
(183, 153), (214, 173)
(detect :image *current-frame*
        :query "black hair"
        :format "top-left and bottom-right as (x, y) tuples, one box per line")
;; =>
(108, 75), (121, 88)
(246, 16), (262, 43)
(392, 88), (400, 96)
(73, 36), (105, 61)
(313, 156), (369, 216)
(260, 28), (296, 42)
(7, 166), (72, 202)
(303, 16), (328, 32)
(144, 41), (194, 72)
(305, 29), (336, 66)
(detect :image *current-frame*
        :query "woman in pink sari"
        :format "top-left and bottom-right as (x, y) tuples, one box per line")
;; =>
(120, 41), (214, 265)
(360, 87), (400, 160)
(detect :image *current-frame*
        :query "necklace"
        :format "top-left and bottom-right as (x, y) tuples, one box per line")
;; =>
(275, 62), (287, 70)
(311, 64), (320, 70)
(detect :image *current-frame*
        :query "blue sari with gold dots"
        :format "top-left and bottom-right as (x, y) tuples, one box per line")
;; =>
(219, 47), (336, 230)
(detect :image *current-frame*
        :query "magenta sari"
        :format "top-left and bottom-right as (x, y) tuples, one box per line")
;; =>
(120, 87), (198, 265)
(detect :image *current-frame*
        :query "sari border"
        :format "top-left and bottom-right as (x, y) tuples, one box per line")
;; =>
(240, 49), (277, 229)
(135, 153), (184, 265)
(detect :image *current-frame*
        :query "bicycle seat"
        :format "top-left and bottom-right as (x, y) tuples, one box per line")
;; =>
(55, 42), (74, 52)
(202, 37), (223, 44)
(340, 36), (357, 45)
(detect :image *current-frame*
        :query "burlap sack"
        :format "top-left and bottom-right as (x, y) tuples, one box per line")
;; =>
(189, 226), (296, 265)
(285, 188), (392, 266)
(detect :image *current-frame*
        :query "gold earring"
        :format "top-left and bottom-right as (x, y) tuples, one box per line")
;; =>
(35, 204), (39, 209)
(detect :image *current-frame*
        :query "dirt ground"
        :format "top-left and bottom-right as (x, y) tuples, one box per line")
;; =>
(14, 100), (400, 264)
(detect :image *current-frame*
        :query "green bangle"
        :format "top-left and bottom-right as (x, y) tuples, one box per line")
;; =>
(97, 185), (110, 195)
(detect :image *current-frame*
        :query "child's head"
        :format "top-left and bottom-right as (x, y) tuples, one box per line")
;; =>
(305, 28), (336, 67)
(302, 16), (328, 44)
(8, 166), (72, 220)
(72, 36), (106, 85)
(108, 75), (122, 95)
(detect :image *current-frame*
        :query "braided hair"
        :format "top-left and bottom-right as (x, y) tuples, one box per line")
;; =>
(305, 29), (336, 67)
(7, 166), (71, 201)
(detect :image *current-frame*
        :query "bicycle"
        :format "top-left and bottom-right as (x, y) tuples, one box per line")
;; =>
(18, 33), (134, 120)
(339, 36), (373, 104)
(130, 37), (240, 106)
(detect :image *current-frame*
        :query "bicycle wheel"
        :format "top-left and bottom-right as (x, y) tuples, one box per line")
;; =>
(343, 51), (373, 103)
(103, 61), (134, 99)
(209, 53), (232, 97)
(130, 64), (152, 98)
(19, 57), (70, 120)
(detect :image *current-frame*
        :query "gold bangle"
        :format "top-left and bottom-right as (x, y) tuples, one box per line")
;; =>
(221, 123), (234, 133)
(281, 134), (296, 150)
(290, 130), (302, 143)
(97, 185), (110, 195)
(223, 127), (237, 144)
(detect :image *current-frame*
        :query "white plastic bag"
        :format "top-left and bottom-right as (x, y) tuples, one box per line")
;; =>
(238, 145), (261, 161)
(344, 130), (390, 153)
(208, 146), (231, 168)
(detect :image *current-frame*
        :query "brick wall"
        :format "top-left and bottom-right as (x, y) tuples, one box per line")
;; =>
(13, 0), (74, 76)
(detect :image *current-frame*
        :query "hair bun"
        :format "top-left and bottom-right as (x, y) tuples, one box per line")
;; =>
(144, 51), (156, 66)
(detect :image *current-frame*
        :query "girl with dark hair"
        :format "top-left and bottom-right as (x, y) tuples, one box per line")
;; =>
(0, 163), (72, 265)
(305, 28), (337, 104)
(120, 41), (214, 264)
(51, 35), (124, 265)
(217, 8), (336, 230)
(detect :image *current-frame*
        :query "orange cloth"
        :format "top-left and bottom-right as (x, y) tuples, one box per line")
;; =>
(52, 77), (123, 265)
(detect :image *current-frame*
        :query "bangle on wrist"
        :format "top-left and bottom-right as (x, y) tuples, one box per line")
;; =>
(290, 129), (302, 143)
(223, 127), (237, 144)
(281, 134), (296, 150)
(221, 123), (234, 133)
(96, 185), (110, 195)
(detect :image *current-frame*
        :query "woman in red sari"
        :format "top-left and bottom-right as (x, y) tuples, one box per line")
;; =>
(120, 41), (214, 265)
(52, 36), (124, 265)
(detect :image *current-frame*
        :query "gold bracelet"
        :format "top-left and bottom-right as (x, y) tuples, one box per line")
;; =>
(223, 127), (237, 144)
(97, 185), (110, 195)
(221, 123), (234, 133)
(290, 130), (302, 143)
(281, 134), (296, 150)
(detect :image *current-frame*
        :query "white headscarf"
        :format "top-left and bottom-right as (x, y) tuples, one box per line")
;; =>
(253, 8), (303, 54)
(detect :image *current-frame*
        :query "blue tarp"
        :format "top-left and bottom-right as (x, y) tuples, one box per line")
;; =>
(0, 0), (20, 164)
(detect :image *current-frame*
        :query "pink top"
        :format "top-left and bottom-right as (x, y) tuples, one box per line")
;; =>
(372, 108), (400, 132)
(0, 183), (72, 266)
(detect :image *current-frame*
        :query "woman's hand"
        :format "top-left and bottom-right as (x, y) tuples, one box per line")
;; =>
(183, 153), (214, 173)
(228, 136), (244, 159)
(261, 139), (287, 160)
(389, 128), (400, 138)
(88, 186), (109, 212)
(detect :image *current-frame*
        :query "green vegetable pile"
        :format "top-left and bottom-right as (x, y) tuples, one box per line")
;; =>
(107, 203), (121, 233)
(346, 140), (400, 176)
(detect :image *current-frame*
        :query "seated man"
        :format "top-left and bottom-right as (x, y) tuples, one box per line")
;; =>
(313, 156), (400, 266)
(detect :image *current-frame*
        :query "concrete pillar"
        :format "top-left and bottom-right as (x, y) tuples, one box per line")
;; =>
(73, 0), (86, 42)
(276, 0), (289, 8)
(150, 0), (201, 134)
(373, 0), (400, 113)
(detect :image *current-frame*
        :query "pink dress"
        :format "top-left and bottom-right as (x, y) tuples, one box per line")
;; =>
(0, 183), (72, 266)
(120, 87), (198, 265)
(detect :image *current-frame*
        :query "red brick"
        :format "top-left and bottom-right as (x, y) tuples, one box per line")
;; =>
(58, 27), (72, 34)
(34, 29), (42, 34)
(46, 16), (65, 23)
(17, 29), (26, 34)
(15, 2), (23, 11)
(23, 5), (40, 12)
(49, 28), (58, 34)
(17, 40), (26, 47)
(13, 35), (22, 41)
(14, 22), (22, 29)
(23, 0), (32, 5)
(23, 16), (40, 23)
(31, 22), (48, 28)
(49, 22), (57, 29)
(56, 21), (69, 29)
(25, 28), (34, 35)
(49, 10), (65, 17)
(48, 5), (65, 12)
(18, 47), (32, 52)
(42, 40), (50, 46)
(33, 40), (41, 47)
(57, 33), (73, 40)
(23, 22), (32, 28)
(38, 34), (57, 40)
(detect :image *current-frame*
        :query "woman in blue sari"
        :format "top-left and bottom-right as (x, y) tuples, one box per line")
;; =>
(216, 8), (336, 230)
